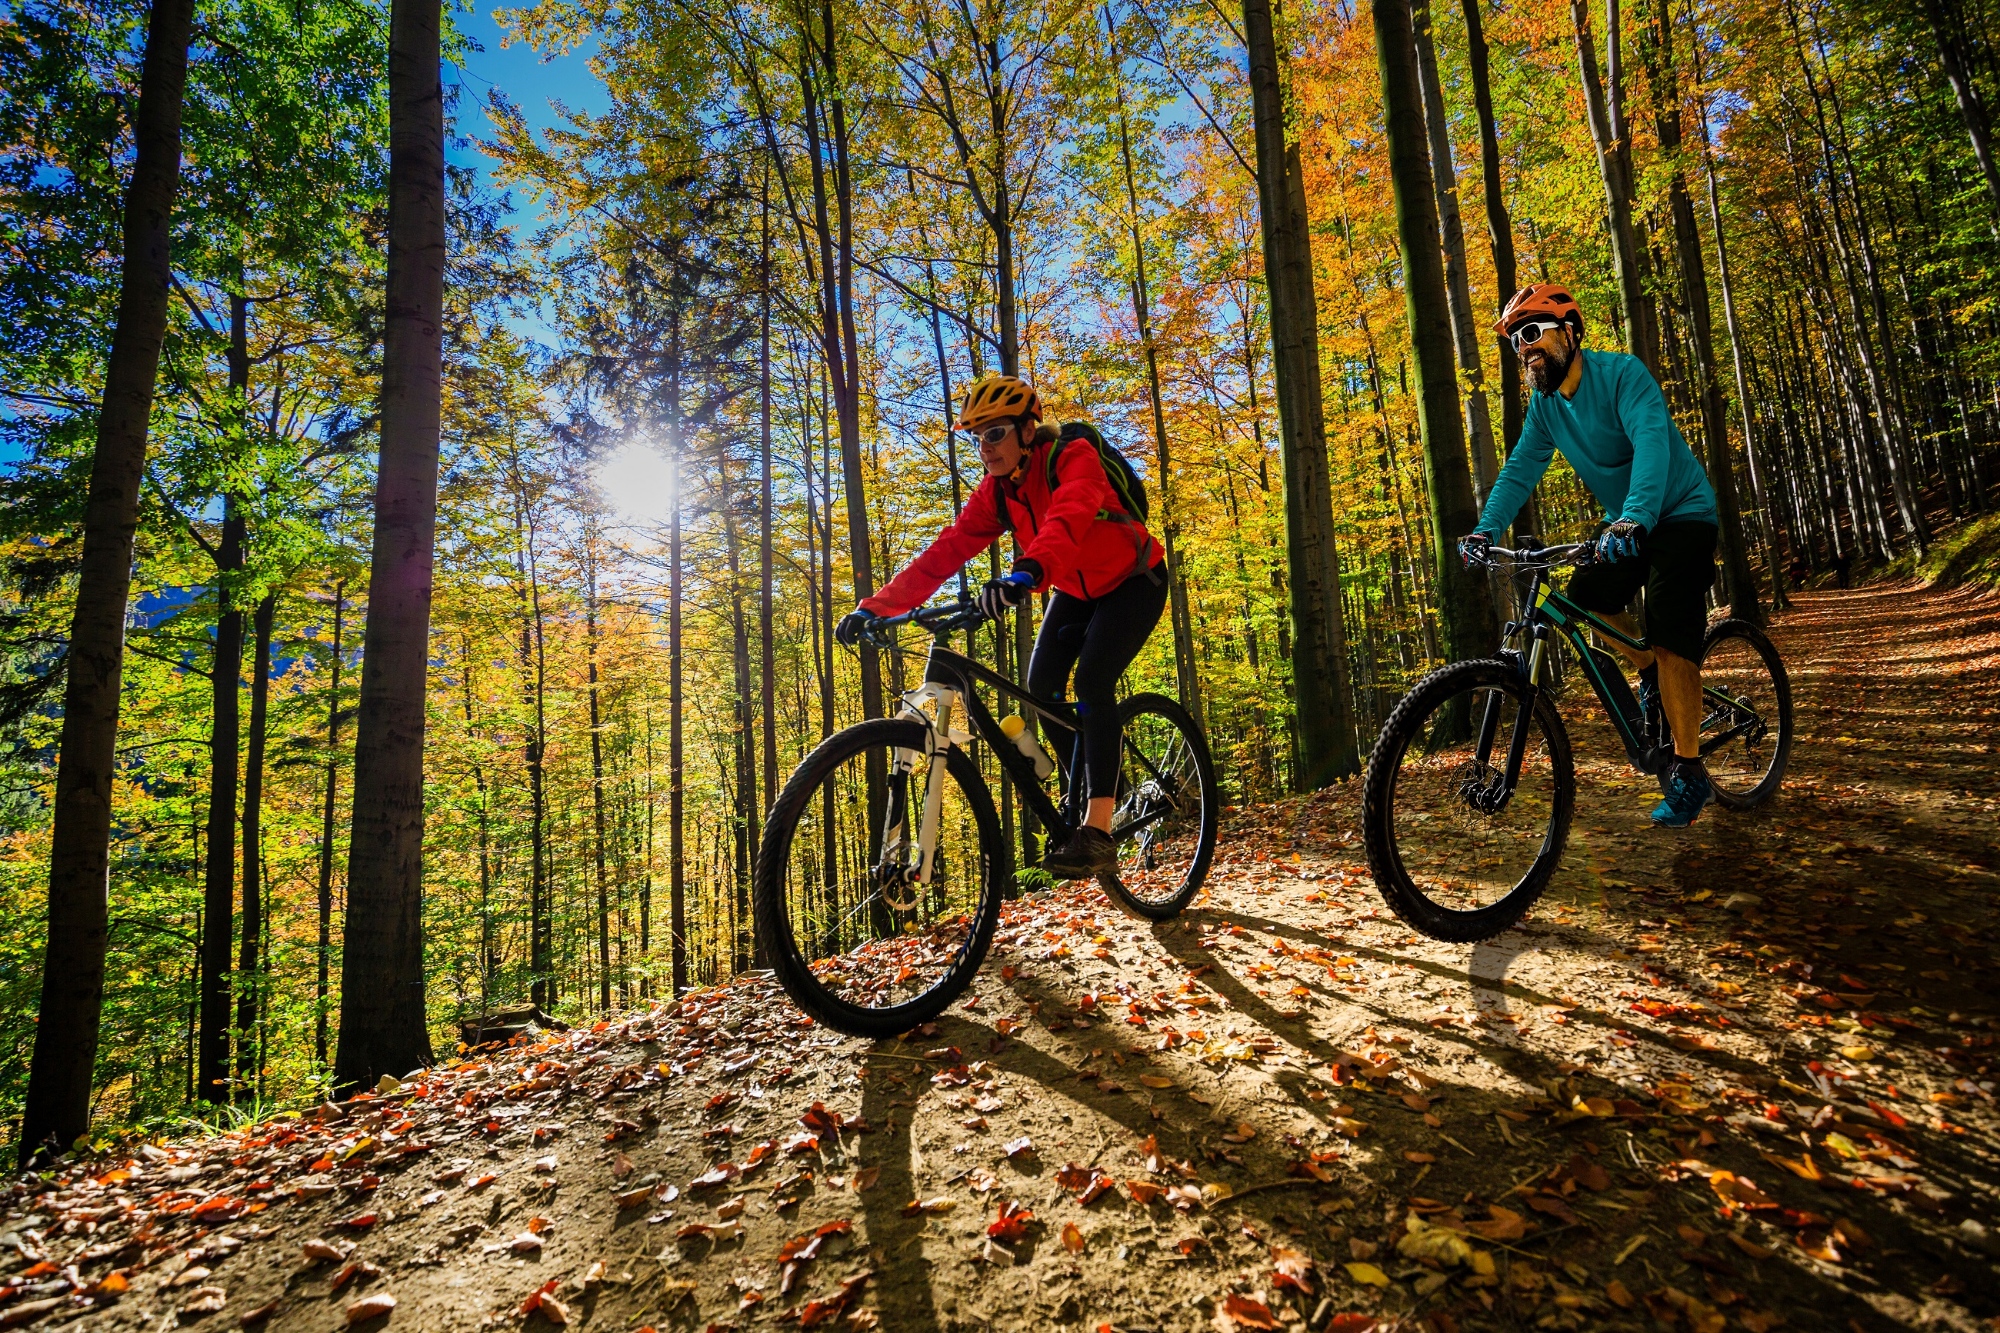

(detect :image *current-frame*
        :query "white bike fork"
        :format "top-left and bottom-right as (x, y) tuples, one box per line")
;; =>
(884, 684), (967, 910)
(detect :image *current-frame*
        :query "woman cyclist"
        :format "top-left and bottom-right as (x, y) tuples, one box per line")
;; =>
(834, 374), (1167, 880)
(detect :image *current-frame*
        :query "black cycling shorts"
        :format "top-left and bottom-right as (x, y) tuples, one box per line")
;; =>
(1564, 520), (1717, 663)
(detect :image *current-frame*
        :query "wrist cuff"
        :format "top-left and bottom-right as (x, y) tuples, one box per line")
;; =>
(1010, 558), (1044, 587)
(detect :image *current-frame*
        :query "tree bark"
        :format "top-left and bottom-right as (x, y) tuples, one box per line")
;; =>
(759, 174), (780, 841)
(334, 0), (443, 1091)
(586, 547), (610, 1010)
(1922, 0), (2000, 222)
(1411, 0), (1498, 502)
(235, 592), (273, 1099)
(669, 440), (687, 996)
(1111, 57), (1203, 730)
(199, 496), (243, 1103)
(1642, 0), (1762, 623)
(316, 582), (343, 1068)
(1572, 0), (1657, 370)
(1460, 0), (1539, 536)
(1374, 0), (1498, 664)
(22, 0), (196, 1162)
(1242, 0), (1359, 787)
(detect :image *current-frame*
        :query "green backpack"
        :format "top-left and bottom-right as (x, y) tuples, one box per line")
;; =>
(995, 421), (1151, 531)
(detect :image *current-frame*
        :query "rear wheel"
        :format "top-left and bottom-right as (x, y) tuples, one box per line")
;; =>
(754, 718), (1005, 1038)
(1363, 660), (1574, 942)
(1697, 619), (1792, 809)
(1097, 693), (1219, 922)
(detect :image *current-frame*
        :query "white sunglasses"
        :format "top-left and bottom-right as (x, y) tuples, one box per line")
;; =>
(1508, 319), (1569, 352)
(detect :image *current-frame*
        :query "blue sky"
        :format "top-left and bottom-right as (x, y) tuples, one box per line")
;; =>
(447, 1), (608, 342)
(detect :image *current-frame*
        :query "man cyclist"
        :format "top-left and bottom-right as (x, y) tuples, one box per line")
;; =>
(835, 374), (1168, 877)
(1459, 284), (1721, 827)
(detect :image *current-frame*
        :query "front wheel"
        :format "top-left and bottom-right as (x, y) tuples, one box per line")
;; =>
(1697, 619), (1792, 809)
(1097, 694), (1220, 922)
(754, 718), (1005, 1038)
(1363, 660), (1575, 942)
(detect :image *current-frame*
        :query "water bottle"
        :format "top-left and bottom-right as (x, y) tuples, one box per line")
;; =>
(998, 714), (1055, 779)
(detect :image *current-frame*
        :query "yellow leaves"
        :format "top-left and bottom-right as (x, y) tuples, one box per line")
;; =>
(1396, 1214), (1472, 1268)
(1138, 1075), (1173, 1089)
(1343, 1261), (1391, 1287)
(901, 1196), (956, 1216)
(1760, 1151), (1822, 1182)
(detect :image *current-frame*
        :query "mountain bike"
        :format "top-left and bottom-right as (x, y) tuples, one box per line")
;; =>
(754, 593), (1219, 1038)
(1362, 539), (1792, 942)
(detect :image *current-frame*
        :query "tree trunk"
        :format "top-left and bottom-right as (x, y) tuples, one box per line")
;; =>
(199, 487), (244, 1103)
(334, 0), (444, 1091)
(316, 581), (344, 1068)
(1242, 0), (1359, 788)
(235, 592), (273, 1099)
(759, 174), (780, 837)
(1922, 0), (2000, 222)
(1375, 0), (1498, 664)
(726, 497), (756, 973)
(1411, 0), (1499, 502)
(516, 492), (551, 1007)
(23, 0), (196, 1162)
(1112, 59), (1203, 730)
(586, 548), (610, 1010)
(1460, 0), (1538, 536)
(669, 442), (687, 996)
(1572, 0), (1657, 370)
(1642, 0), (1762, 623)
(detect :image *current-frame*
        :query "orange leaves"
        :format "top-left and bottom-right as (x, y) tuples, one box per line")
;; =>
(1060, 1221), (1086, 1254)
(1271, 1244), (1315, 1294)
(1215, 1294), (1279, 1330)
(985, 1199), (1034, 1243)
(1054, 1163), (1118, 1205)
(778, 1218), (852, 1294)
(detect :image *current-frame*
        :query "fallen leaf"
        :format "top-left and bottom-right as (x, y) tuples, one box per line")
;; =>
(986, 1199), (1034, 1242)
(1002, 1135), (1034, 1158)
(901, 1196), (956, 1216)
(1217, 1293), (1279, 1329)
(1467, 1204), (1528, 1242)
(179, 1287), (228, 1316)
(1139, 1075), (1173, 1089)
(345, 1292), (396, 1322)
(1344, 1261), (1391, 1287)
(1272, 1244), (1315, 1294)
(1061, 1221), (1085, 1254)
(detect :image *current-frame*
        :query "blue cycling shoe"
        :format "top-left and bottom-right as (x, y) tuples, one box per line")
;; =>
(1650, 759), (1713, 827)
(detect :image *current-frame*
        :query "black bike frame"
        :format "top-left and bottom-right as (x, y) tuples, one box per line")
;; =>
(918, 637), (1084, 836)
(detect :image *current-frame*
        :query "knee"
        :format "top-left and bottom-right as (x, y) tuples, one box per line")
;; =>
(1071, 666), (1118, 710)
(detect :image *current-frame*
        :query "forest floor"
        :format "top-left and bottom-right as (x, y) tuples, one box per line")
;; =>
(21, 582), (2000, 1333)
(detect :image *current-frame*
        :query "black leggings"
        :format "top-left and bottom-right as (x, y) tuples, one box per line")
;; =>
(1025, 566), (1168, 798)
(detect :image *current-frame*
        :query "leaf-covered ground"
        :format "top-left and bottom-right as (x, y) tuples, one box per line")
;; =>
(17, 583), (2000, 1332)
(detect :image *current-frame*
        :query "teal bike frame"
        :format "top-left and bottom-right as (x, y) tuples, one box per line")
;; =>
(1491, 542), (1765, 782)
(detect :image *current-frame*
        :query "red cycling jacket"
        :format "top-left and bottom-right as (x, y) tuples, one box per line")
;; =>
(862, 437), (1161, 616)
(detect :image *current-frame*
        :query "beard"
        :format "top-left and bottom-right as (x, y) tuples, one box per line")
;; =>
(1523, 341), (1575, 394)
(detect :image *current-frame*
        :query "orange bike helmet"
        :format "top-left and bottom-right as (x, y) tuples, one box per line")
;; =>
(954, 374), (1042, 431)
(1494, 283), (1584, 339)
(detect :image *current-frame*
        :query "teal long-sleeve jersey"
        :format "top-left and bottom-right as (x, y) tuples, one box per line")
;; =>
(1472, 348), (1718, 538)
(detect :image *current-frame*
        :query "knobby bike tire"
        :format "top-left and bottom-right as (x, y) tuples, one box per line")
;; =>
(1096, 693), (1220, 922)
(1700, 618), (1793, 811)
(1362, 659), (1575, 943)
(753, 718), (1005, 1038)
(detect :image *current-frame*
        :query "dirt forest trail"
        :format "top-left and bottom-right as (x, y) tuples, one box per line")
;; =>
(27, 583), (2000, 1333)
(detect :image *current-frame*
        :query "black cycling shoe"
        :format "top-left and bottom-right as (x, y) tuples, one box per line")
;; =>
(1042, 826), (1118, 879)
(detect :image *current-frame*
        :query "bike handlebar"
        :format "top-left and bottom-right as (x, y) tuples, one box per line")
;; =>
(1470, 541), (1594, 571)
(859, 595), (989, 646)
